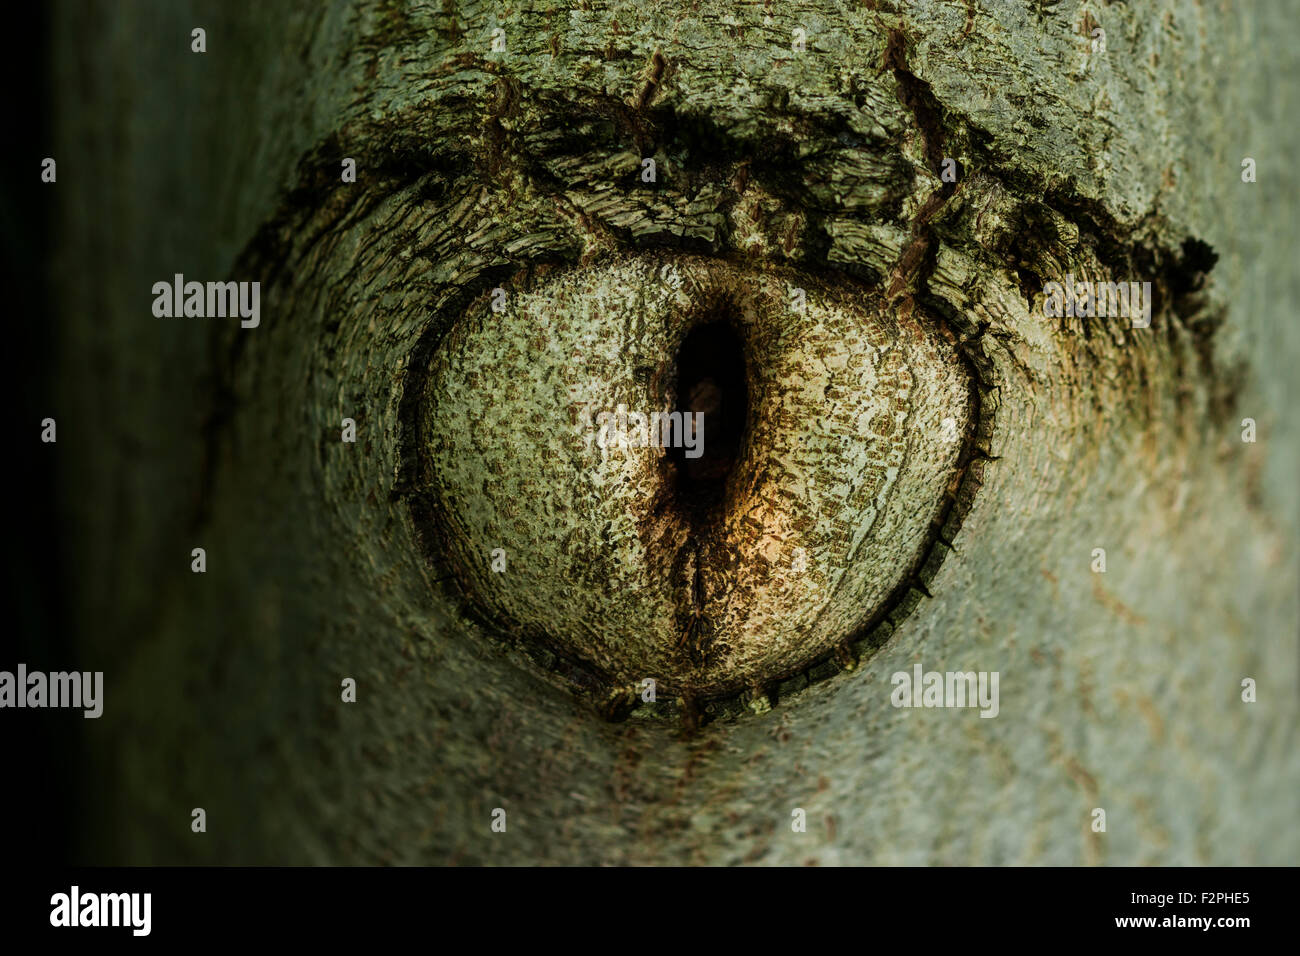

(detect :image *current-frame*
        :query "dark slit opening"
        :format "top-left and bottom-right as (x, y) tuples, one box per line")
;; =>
(669, 315), (749, 518)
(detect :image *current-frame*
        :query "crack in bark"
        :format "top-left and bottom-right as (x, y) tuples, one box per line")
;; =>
(882, 28), (956, 308)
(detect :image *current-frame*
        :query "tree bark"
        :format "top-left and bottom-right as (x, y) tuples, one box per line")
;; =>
(50, 0), (1299, 864)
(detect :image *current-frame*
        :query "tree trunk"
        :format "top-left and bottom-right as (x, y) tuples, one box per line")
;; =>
(47, 0), (1299, 864)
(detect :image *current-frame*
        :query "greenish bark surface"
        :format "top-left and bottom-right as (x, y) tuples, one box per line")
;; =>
(51, 0), (1299, 864)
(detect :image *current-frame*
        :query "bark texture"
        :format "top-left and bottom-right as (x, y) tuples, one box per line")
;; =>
(422, 255), (975, 705)
(50, 0), (1299, 864)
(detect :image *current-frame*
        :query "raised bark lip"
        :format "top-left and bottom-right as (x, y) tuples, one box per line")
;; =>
(204, 15), (1227, 729)
(401, 254), (993, 727)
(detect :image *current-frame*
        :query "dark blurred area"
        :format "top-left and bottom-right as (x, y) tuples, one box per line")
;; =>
(2, 4), (76, 866)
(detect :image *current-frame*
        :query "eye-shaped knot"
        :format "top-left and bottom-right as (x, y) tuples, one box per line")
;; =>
(415, 254), (976, 710)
